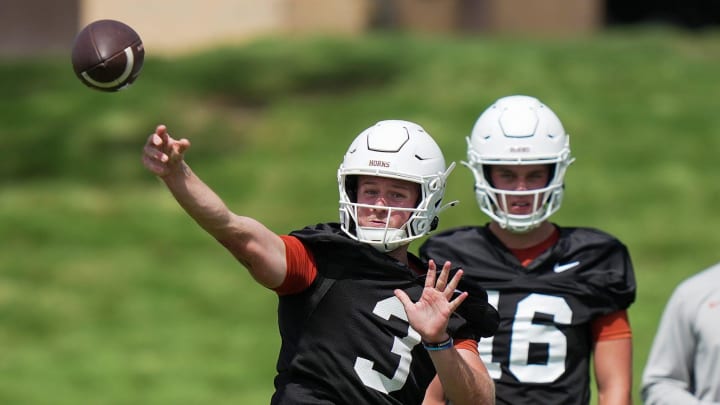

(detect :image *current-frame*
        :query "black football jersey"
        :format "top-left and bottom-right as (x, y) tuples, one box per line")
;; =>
(271, 223), (479, 405)
(419, 225), (636, 405)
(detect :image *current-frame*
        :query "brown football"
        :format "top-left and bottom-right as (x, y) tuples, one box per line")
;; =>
(71, 19), (144, 92)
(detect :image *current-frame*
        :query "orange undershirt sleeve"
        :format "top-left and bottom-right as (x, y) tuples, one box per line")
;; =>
(274, 235), (318, 296)
(453, 338), (479, 355)
(592, 310), (632, 341)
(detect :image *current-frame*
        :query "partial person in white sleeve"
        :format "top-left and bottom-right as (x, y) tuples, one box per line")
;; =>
(641, 263), (720, 405)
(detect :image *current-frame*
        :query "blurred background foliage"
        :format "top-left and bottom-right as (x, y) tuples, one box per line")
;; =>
(2, 28), (720, 404)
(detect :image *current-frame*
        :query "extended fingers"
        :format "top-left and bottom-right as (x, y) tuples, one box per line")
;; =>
(448, 290), (468, 312)
(424, 259), (437, 288)
(435, 261), (452, 291)
(446, 269), (467, 311)
(445, 268), (463, 296)
(393, 288), (413, 308)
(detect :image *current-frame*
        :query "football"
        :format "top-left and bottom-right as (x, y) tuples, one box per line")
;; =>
(71, 19), (145, 92)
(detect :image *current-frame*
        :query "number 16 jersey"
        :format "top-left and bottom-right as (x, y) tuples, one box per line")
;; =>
(420, 225), (636, 405)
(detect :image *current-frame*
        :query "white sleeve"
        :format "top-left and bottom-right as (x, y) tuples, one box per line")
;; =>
(641, 285), (720, 405)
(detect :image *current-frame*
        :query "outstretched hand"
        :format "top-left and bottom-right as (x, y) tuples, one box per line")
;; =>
(142, 124), (191, 178)
(394, 260), (468, 344)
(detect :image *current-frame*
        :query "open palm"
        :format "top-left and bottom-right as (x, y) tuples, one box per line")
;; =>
(395, 260), (468, 343)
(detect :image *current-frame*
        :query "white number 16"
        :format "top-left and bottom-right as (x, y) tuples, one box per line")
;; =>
(479, 291), (572, 383)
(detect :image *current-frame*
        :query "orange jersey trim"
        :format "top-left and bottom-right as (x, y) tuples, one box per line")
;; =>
(592, 310), (632, 341)
(274, 235), (318, 296)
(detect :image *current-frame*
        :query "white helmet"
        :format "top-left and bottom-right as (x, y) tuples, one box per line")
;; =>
(465, 95), (574, 233)
(338, 120), (456, 252)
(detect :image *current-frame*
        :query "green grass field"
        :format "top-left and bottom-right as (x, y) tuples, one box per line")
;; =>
(2, 28), (720, 404)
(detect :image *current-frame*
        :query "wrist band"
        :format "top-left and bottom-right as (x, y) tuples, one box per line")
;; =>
(422, 336), (453, 351)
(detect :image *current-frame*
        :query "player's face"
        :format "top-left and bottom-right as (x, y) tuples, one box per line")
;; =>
(488, 164), (551, 215)
(355, 176), (420, 229)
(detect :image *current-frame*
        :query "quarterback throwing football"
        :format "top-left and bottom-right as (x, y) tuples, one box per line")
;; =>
(142, 120), (498, 405)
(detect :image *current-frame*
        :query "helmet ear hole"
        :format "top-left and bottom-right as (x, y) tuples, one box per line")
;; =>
(414, 183), (422, 207)
(546, 164), (557, 187)
(482, 165), (494, 187)
(345, 175), (358, 202)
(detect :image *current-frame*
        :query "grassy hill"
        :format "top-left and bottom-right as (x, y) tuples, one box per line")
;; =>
(2, 28), (720, 404)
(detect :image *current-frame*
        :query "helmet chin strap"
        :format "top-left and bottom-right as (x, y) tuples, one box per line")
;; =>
(497, 217), (543, 234)
(356, 227), (408, 252)
(492, 198), (551, 233)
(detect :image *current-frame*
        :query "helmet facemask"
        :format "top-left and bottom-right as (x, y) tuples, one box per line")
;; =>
(465, 156), (570, 233)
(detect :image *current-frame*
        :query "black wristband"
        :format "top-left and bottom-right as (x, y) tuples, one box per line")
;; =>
(422, 336), (454, 351)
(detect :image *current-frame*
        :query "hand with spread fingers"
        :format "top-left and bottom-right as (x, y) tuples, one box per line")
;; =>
(395, 260), (467, 344)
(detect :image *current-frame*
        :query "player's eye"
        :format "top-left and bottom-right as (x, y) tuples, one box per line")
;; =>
(498, 172), (515, 181)
(360, 188), (379, 198)
(389, 192), (408, 201)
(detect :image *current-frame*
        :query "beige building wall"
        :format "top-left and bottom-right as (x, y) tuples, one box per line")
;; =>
(79, 0), (373, 55)
(0, 0), (80, 56)
(395, 0), (603, 35)
(0, 0), (605, 56)
(286, 0), (373, 34)
(484, 0), (603, 34)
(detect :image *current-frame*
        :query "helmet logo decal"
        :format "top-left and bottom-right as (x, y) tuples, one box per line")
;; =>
(509, 146), (531, 153)
(369, 160), (390, 168)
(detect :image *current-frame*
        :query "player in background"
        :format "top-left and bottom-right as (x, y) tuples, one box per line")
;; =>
(420, 95), (636, 405)
(641, 263), (720, 404)
(142, 119), (498, 405)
